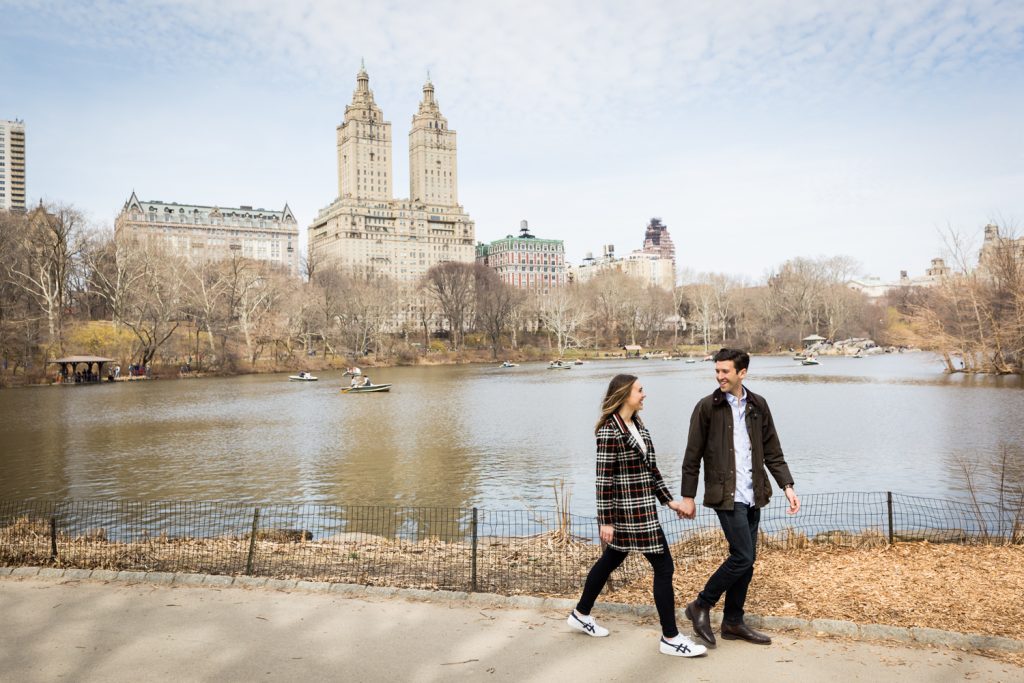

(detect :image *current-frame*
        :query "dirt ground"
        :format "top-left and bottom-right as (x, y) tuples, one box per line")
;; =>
(601, 542), (1024, 665)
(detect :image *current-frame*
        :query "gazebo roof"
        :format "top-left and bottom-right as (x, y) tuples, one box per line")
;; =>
(50, 355), (115, 364)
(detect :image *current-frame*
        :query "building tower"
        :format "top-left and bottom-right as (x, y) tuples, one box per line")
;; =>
(642, 217), (675, 263)
(409, 75), (458, 206)
(0, 119), (26, 212)
(337, 62), (393, 201)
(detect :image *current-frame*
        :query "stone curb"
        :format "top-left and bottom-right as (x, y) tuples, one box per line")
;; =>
(2, 566), (1021, 654)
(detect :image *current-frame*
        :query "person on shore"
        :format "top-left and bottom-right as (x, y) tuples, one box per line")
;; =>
(679, 348), (800, 647)
(568, 373), (707, 658)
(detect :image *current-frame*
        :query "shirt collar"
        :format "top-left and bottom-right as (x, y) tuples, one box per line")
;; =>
(725, 388), (747, 407)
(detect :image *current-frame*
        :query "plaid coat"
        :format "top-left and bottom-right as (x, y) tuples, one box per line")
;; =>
(595, 413), (673, 553)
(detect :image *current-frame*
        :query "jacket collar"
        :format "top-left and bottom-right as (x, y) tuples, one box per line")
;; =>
(610, 413), (652, 459)
(712, 386), (762, 409)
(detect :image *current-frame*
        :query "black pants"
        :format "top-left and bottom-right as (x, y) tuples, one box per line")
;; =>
(575, 532), (678, 638)
(698, 502), (760, 625)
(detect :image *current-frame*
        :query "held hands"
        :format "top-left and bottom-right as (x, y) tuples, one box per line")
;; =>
(599, 524), (614, 544)
(669, 498), (697, 520)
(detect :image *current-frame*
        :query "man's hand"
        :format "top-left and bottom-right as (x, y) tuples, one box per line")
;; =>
(678, 497), (697, 519)
(785, 487), (800, 515)
(599, 524), (614, 544)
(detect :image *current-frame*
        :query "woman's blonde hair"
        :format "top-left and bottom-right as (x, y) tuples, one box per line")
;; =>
(595, 374), (638, 434)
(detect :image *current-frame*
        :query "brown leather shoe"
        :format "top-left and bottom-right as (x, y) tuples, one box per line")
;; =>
(720, 621), (771, 645)
(684, 600), (716, 647)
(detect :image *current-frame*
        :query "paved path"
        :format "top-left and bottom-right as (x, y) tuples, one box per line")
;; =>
(2, 576), (1020, 682)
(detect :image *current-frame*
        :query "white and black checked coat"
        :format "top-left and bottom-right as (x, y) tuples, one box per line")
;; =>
(595, 413), (673, 553)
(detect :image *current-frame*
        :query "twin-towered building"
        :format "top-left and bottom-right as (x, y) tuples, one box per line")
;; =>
(307, 64), (476, 280)
(110, 65), (679, 292)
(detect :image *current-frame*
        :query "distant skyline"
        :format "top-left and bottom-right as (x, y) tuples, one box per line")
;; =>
(2, 0), (1022, 281)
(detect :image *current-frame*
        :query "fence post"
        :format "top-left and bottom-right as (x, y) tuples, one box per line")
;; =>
(246, 507), (260, 576)
(470, 507), (478, 593)
(886, 491), (895, 545)
(50, 516), (58, 561)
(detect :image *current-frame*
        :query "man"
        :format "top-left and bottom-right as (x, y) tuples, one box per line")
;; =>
(679, 348), (800, 647)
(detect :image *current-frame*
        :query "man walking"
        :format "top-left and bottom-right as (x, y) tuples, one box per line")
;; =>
(678, 348), (800, 647)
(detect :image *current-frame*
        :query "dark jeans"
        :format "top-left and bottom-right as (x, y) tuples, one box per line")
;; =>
(698, 502), (760, 625)
(576, 532), (678, 638)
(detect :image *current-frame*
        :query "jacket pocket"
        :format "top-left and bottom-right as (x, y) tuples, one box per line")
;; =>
(703, 481), (724, 506)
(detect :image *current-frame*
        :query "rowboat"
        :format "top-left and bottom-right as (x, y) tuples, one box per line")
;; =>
(801, 357), (820, 366)
(342, 383), (392, 393)
(288, 372), (318, 381)
(548, 360), (571, 369)
(500, 361), (519, 368)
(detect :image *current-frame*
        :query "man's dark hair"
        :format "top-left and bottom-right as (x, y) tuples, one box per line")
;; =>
(713, 348), (750, 372)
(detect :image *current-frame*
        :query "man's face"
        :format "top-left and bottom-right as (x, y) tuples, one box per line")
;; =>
(715, 360), (747, 395)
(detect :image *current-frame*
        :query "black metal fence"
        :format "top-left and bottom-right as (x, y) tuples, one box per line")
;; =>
(1, 492), (1020, 595)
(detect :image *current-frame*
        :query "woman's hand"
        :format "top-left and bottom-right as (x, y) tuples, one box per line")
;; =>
(669, 498), (697, 519)
(599, 524), (614, 544)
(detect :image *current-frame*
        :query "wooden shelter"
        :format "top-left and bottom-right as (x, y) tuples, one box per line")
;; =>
(50, 356), (115, 384)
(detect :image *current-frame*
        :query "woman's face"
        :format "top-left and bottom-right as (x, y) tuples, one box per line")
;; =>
(622, 380), (645, 413)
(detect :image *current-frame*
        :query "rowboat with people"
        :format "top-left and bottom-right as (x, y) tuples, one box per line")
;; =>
(342, 383), (392, 393)
(288, 371), (318, 381)
(548, 360), (572, 370)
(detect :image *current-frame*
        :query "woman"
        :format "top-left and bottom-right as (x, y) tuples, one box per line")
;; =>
(567, 374), (707, 658)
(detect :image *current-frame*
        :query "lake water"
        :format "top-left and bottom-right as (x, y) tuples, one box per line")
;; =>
(1, 354), (1021, 513)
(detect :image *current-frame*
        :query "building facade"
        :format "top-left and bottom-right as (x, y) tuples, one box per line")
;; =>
(641, 217), (675, 264)
(115, 192), (300, 274)
(308, 66), (475, 281)
(979, 223), (1024, 273)
(0, 119), (26, 212)
(571, 217), (677, 291)
(847, 257), (951, 298)
(476, 220), (567, 293)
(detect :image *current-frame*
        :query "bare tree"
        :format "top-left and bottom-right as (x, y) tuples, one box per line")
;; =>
(540, 285), (588, 355)
(474, 264), (521, 359)
(117, 245), (185, 367)
(423, 262), (475, 351)
(6, 204), (88, 358)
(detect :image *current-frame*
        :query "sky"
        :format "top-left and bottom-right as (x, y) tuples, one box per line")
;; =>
(2, 0), (1022, 282)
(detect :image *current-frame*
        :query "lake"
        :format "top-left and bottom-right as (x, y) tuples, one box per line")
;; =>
(1, 353), (1021, 513)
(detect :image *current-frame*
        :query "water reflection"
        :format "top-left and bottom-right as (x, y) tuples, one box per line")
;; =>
(0, 353), (1020, 511)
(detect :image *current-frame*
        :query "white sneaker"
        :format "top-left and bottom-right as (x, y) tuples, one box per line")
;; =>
(660, 633), (707, 657)
(566, 610), (609, 637)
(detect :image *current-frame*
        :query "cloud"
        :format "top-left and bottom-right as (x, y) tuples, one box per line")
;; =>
(5, 0), (1023, 278)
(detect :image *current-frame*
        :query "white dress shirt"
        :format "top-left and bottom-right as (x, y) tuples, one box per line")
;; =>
(727, 389), (755, 507)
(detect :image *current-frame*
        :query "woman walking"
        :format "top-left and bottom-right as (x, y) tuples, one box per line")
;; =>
(567, 374), (707, 658)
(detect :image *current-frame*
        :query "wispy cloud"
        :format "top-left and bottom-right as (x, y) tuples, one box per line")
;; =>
(4, 0), (1023, 277)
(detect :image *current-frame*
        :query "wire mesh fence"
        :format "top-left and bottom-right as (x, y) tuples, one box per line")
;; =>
(1, 492), (1020, 595)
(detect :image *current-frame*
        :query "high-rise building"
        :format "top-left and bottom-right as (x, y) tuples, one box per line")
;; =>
(115, 192), (300, 275)
(308, 65), (475, 280)
(571, 217), (677, 290)
(0, 119), (26, 212)
(476, 220), (567, 293)
(641, 217), (675, 265)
